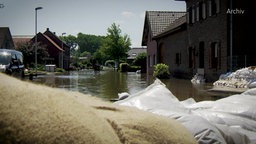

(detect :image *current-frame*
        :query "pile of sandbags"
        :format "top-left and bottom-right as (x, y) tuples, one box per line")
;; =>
(213, 66), (256, 89)
(116, 78), (256, 144)
(0, 73), (196, 144)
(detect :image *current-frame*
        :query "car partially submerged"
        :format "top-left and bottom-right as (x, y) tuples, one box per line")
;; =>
(0, 49), (24, 78)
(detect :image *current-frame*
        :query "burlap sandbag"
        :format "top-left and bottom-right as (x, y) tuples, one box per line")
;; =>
(0, 73), (196, 144)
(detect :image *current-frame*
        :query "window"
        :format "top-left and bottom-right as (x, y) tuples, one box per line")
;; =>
(199, 2), (206, 20)
(208, 0), (220, 16)
(154, 54), (156, 65)
(209, 42), (221, 69)
(189, 47), (195, 68)
(202, 2), (206, 19)
(196, 2), (204, 21)
(175, 53), (181, 65)
(216, 0), (220, 13)
(188, 7), (193, 24)
(148, 55), (153, 67)
(196, 3), (199, 21)
(192, 6), (195, 23)
(193, 2), (206, 22)
(199, 42), (204, 68)
(16, 53), (23, 65)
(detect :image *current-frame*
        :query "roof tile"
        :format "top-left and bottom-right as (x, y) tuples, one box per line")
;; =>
(146, 11), (186, 37)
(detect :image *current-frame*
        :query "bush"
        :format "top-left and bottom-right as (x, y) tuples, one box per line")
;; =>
(55, 68), (66, 73)
(120, 63), (129, 72)
(153, 63), (170, 79)
(105, 60), (115, 67)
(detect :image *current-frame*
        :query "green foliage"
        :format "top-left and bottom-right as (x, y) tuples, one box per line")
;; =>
(120, 63), (129, 72)
(15, 41), (49, 67)
(153, 63), (170, 79)
(59, 35), (78, 56)
(76, 33), (105, 55)
(60, 33), (105, 58)
(92, 48), (108, 65)
(133, 52), (147, 66)
(100, 23), (131, 65)
(105, 60), (115, 67)
(132, 52), (147, 73)
(80, 51), (91, 57)
(128, 65), (141, 72)
(55, 68), (66, 73)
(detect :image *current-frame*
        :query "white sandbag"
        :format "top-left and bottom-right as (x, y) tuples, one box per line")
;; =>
(116, 79), (189, 114)
(116, 78), (256, 144)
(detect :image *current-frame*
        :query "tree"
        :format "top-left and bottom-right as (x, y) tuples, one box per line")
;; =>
(76, 33), (105, 55)
(59, 35), (78, 56)
(15, 41), (49, 68)
(133, 52), (147, 73)
(60, 33), (105, 58)
(101, 23), (131, 68)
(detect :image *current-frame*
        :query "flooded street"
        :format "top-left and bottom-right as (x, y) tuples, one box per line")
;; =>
(33, 69), (228, 101)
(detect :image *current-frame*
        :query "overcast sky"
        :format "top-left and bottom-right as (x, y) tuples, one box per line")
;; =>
(0, 0), (185, 47)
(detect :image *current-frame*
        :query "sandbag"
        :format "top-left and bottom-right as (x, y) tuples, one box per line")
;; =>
(0, 73), (196, 144)
(116, 78), (256, 144)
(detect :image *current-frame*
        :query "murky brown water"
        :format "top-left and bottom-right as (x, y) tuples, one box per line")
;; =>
(33, 69), (229, 101)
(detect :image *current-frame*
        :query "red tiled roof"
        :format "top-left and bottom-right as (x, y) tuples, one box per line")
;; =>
(142, 11), (186, 45)
(12, 36), (32, 48)
(41, 33), (64, 52)
(154, 15), (187, 39)
(146, 11), (186, 37)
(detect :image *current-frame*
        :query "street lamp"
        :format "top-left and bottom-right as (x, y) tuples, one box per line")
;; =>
(35, 6), (43, 76)
(61, 32), (66, 69)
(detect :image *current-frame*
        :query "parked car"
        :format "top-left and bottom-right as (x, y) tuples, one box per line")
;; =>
(0, 49), (25, 78)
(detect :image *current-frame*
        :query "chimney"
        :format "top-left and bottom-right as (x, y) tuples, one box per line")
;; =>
(46, 28), (49, 31)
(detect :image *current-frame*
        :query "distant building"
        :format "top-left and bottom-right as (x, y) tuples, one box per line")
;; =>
(31, 28), (70, 70)
(127, 47), (147, 63)
(0, 27), (14, 49)
(142, 0), (256, 81)
(12, 35), (33, 48)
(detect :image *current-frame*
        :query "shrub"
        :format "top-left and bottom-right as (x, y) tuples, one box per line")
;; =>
(120, 63), (129, 72)
(105, 60), (115, 67)
(55, 68), (66, 73)
(153, 63), (170, 79)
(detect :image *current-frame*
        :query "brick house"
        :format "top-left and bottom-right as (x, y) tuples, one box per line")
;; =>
(142, 0), (256, 81)
(32, 28), (70, 70)
(142, 11), (186, 75)
(153, 16), (189, 78)
(181, 0), (255, 81)
(127, 47), (147, 63)
(13, 35), (33, 48)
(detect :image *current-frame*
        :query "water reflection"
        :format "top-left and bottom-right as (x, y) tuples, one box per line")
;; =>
(34, 70), (148, 100)
(33, 69), (226, 101)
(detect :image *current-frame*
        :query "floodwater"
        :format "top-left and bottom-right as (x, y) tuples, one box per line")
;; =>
(33, 69), (228, 101)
